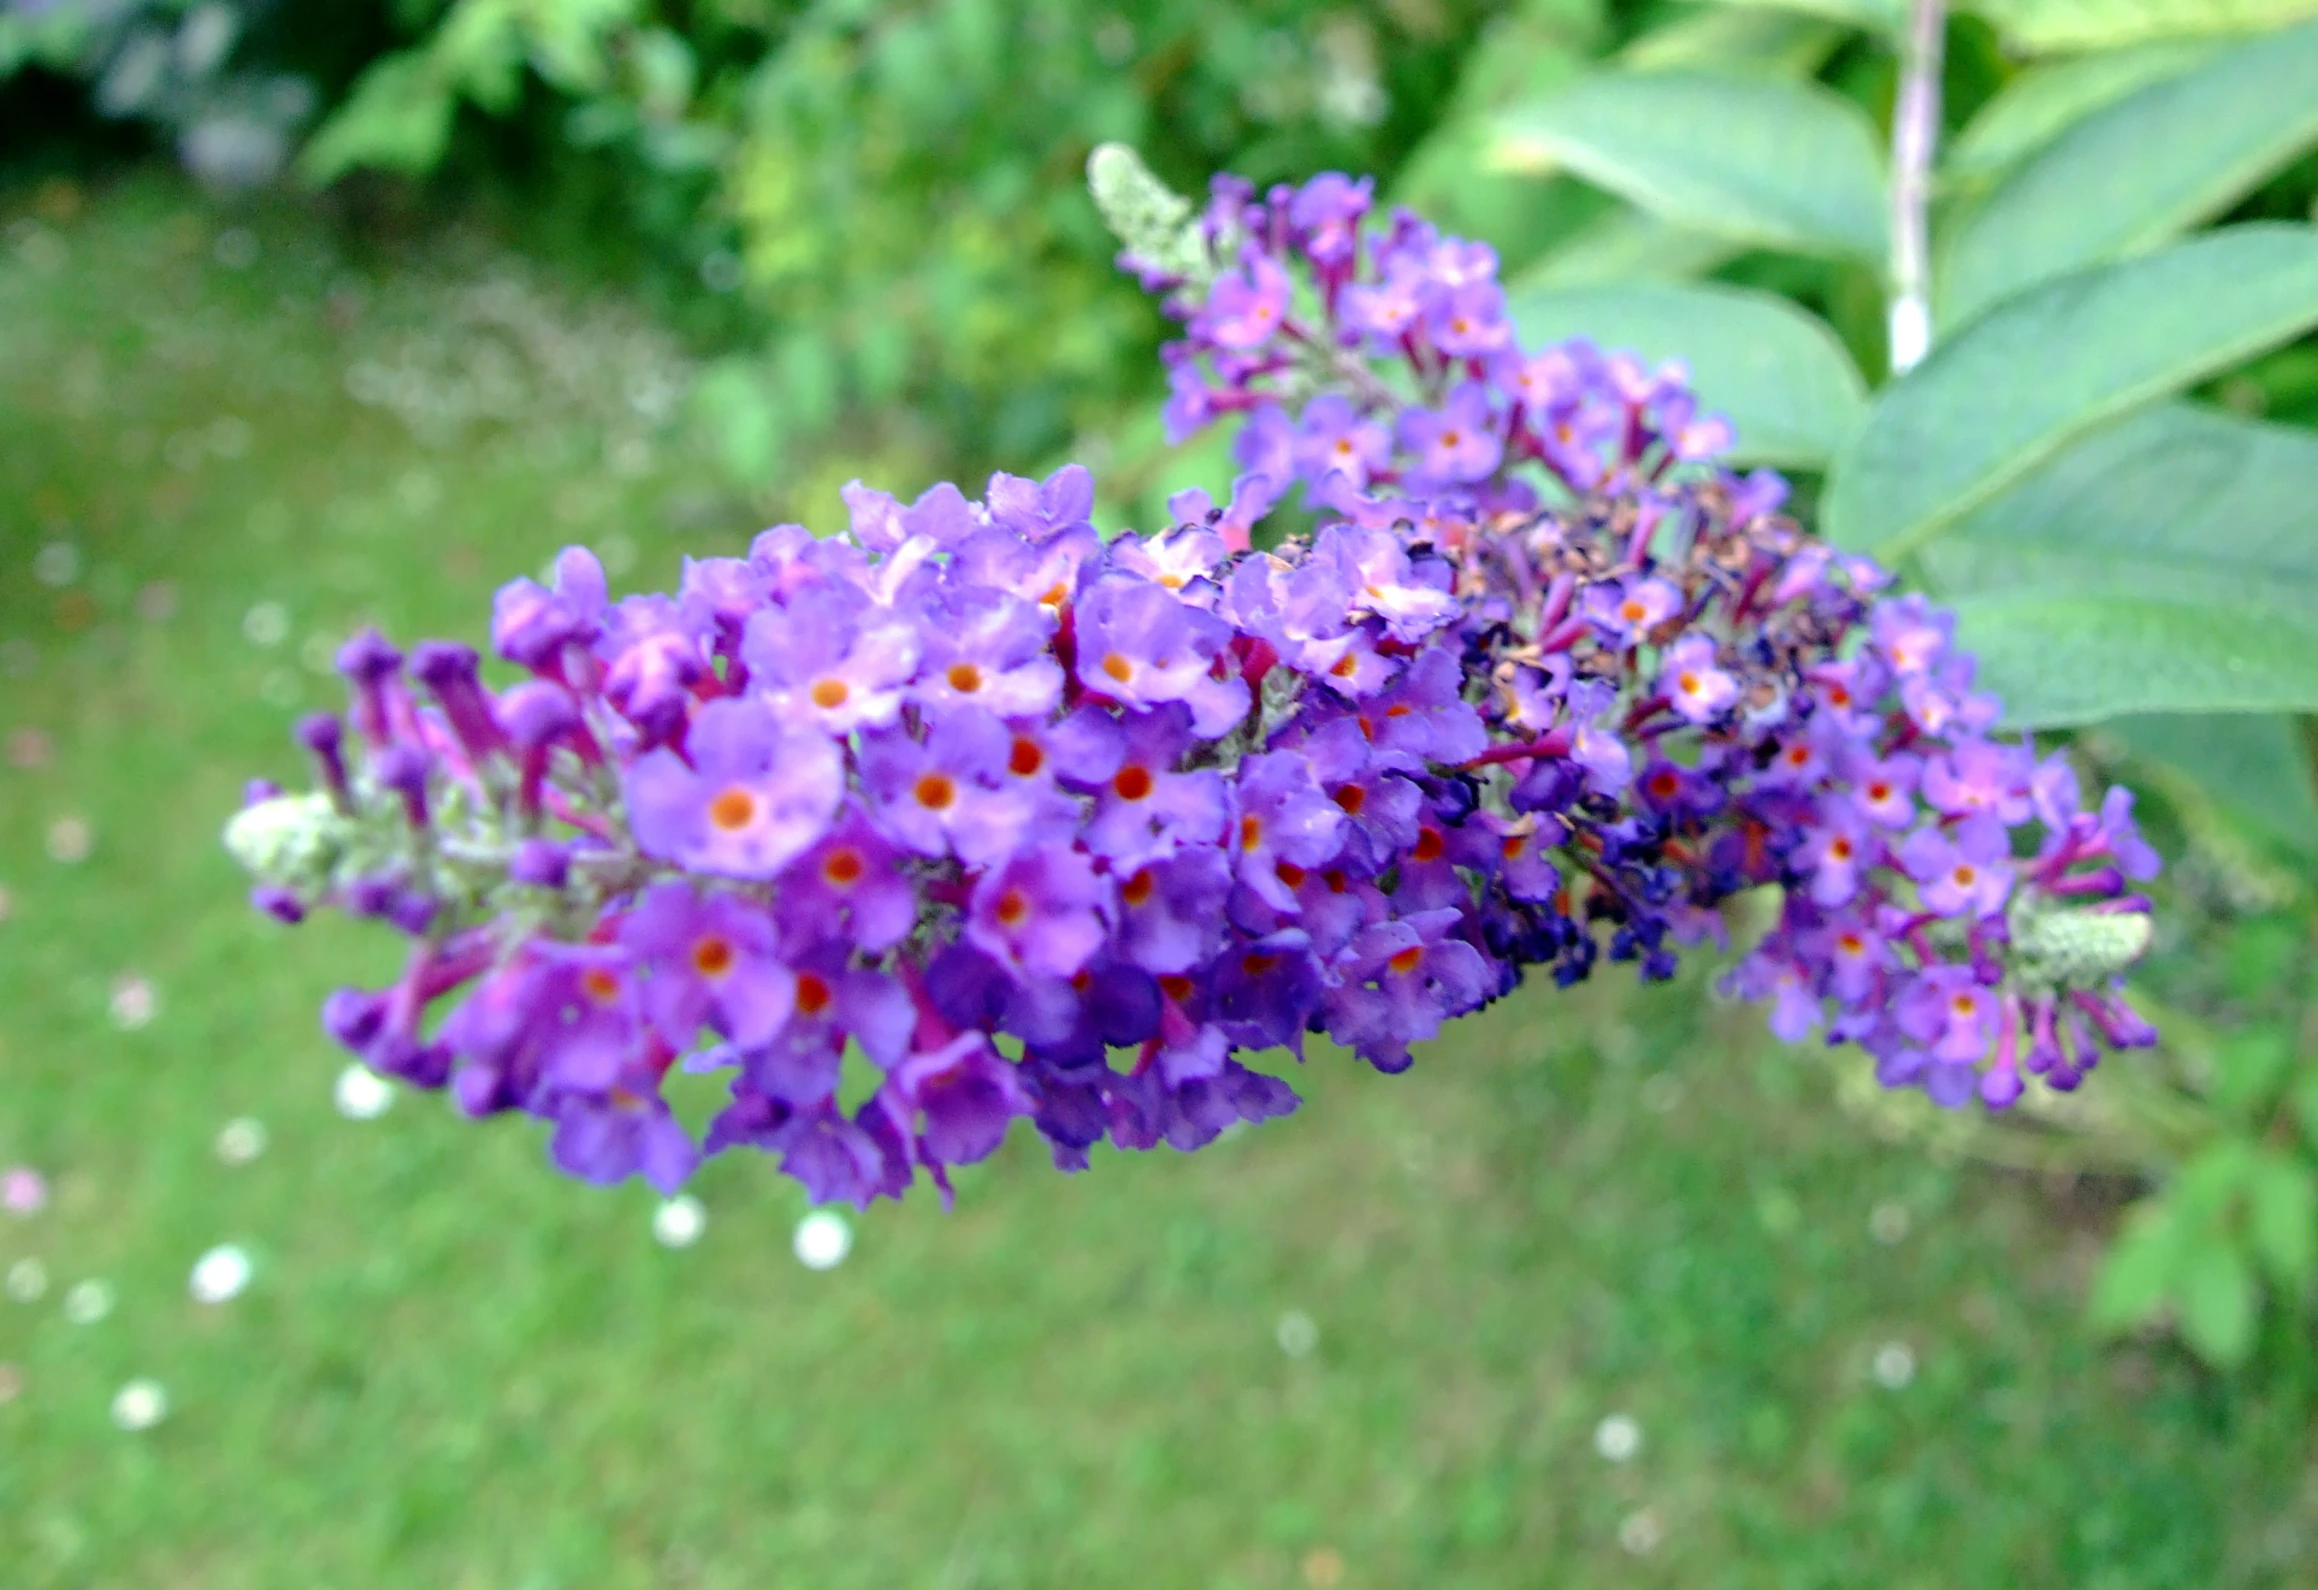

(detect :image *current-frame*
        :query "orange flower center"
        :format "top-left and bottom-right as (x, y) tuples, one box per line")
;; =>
(1330, 652), (1359, 678)
(582, 969), (620, 1002)
(1387, 947), (1424, 975)
(1952, 864), (1977, 887)
(1239, 815), (1264, 852)
(1241, 951), (1279, 976)
(1158, 974), (1194, 1002)
(1008, 736), (1044, 777)
(708, 787), (758, 832)
(1275, 861), (1306, 888)
(995, 888), (1031, 927)
(1113, 765), (1154, 801)
(1332, 784), (1366, 816)
(946, 662), (983, 694)
(1100, 652), (1134, 684)
(1829, 837), (1853, 861)
(1412, 828), (1445, 863)
(1867, 781), (1892, 802)
(795, 973), (832, 1017)
(914, 773), (957, 811)
(1677, 671), (1702, 695)
(691, 935), (735, 977)
(822, 846), (865, 888)
(1121, 869), (1156, 907)
(810, 677), (849, 710)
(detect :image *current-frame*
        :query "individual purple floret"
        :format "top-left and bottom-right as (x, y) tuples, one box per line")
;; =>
(225, 158), (2162, 1205)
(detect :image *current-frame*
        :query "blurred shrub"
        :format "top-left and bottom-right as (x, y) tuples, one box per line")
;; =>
(209, 0), (1541, 496)
(0, 0), (322, 186)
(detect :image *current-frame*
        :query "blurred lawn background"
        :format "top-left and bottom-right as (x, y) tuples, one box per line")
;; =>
(4, 8), (2318, 1586)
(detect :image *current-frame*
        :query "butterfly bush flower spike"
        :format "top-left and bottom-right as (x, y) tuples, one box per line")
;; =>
(224, 148), (2161, 1204)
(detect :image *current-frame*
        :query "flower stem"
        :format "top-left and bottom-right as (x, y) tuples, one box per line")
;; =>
(1887, 0), (1947, 375)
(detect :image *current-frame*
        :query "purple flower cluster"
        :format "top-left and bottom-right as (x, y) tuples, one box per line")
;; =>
(226, 165), (2160, 1204)
(1130, 169), (2160, 1106)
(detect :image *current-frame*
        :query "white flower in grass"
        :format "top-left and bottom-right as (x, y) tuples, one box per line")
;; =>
(1874, 1341), (1917, 1389)
(109, 975), (157, 1031)
(189, 1244), (253, 1305)
(1594, 1413), (1641, 1463)
(63, 1279), (113, 1325)
(215, 1117), (267, 1165)
(334, 1064), (393, 1120)
(45, 817), (91, 863)
(792, 1209), (851, 1270)
(1275, 1309), (1319, 1359)
(110, 1378), (167, 1431)
(241, 602), (288, 647)
(32, 542), (80, 588)
(1618, 1507), (1664, 1556)
(6, 1258), (48, 1303)
(653, 1195), (706, 1249)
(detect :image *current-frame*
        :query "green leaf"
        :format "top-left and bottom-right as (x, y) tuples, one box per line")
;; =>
(1509, 208), (1741, 291)
(297, 54), (456, 184)
(1697, 0), (1906, 36)
(2247, 1155), (2317, 1290)
(1489, 71), (1888, 260)
(2100, 713), (2318, 855)
(1943, 40), (2215, 181)
(1968, 0), (2318, 53)
(1921, 402), (2318, 724)
(1951, 593), (2318, 727)
(1824, 224), (2318, 558)
(1505, 282), (1867, 468)
(2177, 1141), (2261, 1221)
(1940, 22), (2318, 327)
(1620, 7), (1850, 74)
(2175, 1235), (2259, 1367)
(2090, 1206), (2181, 1332)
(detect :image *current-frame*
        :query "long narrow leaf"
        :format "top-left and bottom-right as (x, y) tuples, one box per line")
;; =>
(1489, 72), (1887, 260)
(1823, 225), (2318, 557)
(1941, 20), (2318, 327)
(1924, 403), (2318, 724)
(1942, 40), (2213, 180)
(1969, 0), (2318, 52)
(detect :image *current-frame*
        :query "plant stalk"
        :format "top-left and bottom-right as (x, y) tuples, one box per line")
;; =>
(1887, 0), (1947, 375)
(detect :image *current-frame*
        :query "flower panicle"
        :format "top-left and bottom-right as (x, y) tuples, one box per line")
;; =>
(223, 165), (2160, 1203)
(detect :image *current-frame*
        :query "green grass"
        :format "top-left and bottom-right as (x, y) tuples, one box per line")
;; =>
(0, 174), (2310, 1590)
